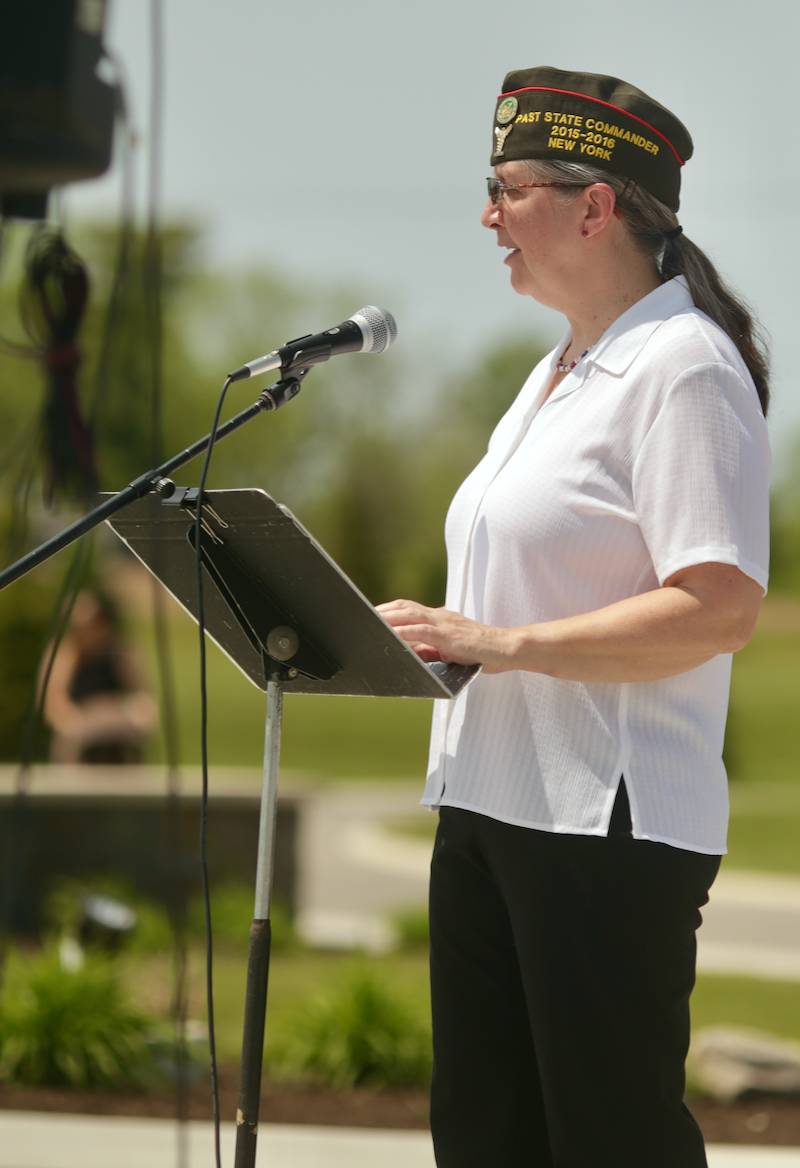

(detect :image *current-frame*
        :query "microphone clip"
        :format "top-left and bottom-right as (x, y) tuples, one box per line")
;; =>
(259, 366), (312, 412)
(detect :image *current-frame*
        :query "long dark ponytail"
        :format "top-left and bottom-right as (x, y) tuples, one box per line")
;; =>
(524, 160), (770, 416)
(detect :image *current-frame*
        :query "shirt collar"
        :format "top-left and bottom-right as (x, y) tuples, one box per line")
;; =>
(584, 276), (694, 378)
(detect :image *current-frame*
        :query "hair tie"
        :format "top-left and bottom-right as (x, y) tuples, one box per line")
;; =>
(665, 225), (683, 241)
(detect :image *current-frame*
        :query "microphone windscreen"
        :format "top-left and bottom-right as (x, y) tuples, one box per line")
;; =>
(350, 306), (398, 355)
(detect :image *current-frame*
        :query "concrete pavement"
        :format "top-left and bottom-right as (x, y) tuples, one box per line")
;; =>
(0, 1112), (798, 1168)
(296, 782), (800, 980)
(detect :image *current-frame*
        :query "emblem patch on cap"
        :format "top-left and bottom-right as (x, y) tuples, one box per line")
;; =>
(494, 124), (514, 156)
(496, 96), (518, 125)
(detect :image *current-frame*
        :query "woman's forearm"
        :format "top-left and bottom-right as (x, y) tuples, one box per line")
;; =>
(507, 584), (743, 682)
(377, 565), (759, 683)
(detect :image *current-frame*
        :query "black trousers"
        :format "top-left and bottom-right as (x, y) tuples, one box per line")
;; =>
(428, 785), (720, 1168)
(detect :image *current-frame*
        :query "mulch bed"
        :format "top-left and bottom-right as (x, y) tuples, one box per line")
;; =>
(1, 1067), (798, 1146)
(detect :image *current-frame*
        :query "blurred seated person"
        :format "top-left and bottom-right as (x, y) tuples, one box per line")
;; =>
(43, 589), (157, 764)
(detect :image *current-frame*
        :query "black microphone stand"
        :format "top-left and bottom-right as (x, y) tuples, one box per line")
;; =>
(0, 370), (309, 592)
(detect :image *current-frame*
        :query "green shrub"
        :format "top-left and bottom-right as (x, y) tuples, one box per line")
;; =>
(270, 967), (431, 1088)
(0, 949), (154, 1088)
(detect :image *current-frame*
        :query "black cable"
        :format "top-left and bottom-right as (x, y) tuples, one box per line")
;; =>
(0, 224), (95, 543)
(0, 220), (41, 489)
(0, 418), (37, 484)
(143, 1), (182, 779)
(139, 5), (189, 1161)
(0, 222), (95, 984)
(145, 2), (164, 470)
(194, 375), (233, 1168)
(5, 437), (39, 562)
(2, 226), (100, 788)
(0, 68), (133, 510)
(20, 228), (96, 503)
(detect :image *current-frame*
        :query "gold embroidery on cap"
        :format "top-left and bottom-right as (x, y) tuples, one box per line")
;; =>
(494, 124), (514, 156)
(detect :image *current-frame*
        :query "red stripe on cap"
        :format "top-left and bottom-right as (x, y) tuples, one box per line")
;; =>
(499, 86), (685, 165)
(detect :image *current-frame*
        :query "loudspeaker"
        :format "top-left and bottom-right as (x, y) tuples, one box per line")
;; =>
(0, 0), (116, 218)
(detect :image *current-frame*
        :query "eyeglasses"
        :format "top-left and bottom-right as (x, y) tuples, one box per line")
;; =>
(486, 177), (587, 205)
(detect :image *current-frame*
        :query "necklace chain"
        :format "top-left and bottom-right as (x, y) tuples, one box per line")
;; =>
(555, 343), (590, 374)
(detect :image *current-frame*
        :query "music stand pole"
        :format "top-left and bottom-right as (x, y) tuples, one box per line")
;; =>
(235, 664), (284, 1168)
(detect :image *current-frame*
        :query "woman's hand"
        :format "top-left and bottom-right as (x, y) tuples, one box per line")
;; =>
(375, 599), (516, 673)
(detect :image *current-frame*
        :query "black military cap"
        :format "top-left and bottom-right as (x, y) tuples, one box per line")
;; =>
(491, 66), (693, 211)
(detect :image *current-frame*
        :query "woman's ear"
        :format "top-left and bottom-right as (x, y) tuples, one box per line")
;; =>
(581, 183), (617, 239)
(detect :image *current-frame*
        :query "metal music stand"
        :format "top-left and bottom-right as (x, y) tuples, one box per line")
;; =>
(103, 486), (476, 1168)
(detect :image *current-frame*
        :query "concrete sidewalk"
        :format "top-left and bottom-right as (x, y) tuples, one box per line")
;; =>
(298, 782), (800, 980)
(0, 1113), (798, 1168)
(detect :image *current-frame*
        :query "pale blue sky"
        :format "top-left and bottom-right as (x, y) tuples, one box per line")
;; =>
(68, 0), (798, 471)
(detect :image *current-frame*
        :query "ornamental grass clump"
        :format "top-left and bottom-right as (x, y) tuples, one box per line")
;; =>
(272, 968), (431, 1089)
(0, 949), (153, 1089)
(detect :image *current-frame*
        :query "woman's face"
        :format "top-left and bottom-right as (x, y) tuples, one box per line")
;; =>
(480, 162), (585, 306)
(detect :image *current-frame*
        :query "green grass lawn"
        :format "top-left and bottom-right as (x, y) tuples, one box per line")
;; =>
(691, 970), (800, 1041)
(725, 602), (800, 790)
(727, 780), (800, 874)
(139, 610), (433, 777)
(128, 945), (433, 1066)
(126, 944), (800, 1075)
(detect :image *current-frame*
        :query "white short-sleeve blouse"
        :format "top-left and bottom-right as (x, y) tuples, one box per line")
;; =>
(423, 277), (771, 854)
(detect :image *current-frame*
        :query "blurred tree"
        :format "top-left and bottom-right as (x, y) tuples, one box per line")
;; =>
(390, 335), (548, 606)
(308, 427), (417, 604)
(444, 335), (545, 440)
(76, 221), (204, 487)
(295, 333), (547, 604)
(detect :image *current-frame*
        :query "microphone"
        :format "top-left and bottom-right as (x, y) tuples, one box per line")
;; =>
(228, 305), (398, 383)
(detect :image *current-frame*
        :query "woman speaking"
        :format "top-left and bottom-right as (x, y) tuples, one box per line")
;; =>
(378, 66), (771, 1167)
